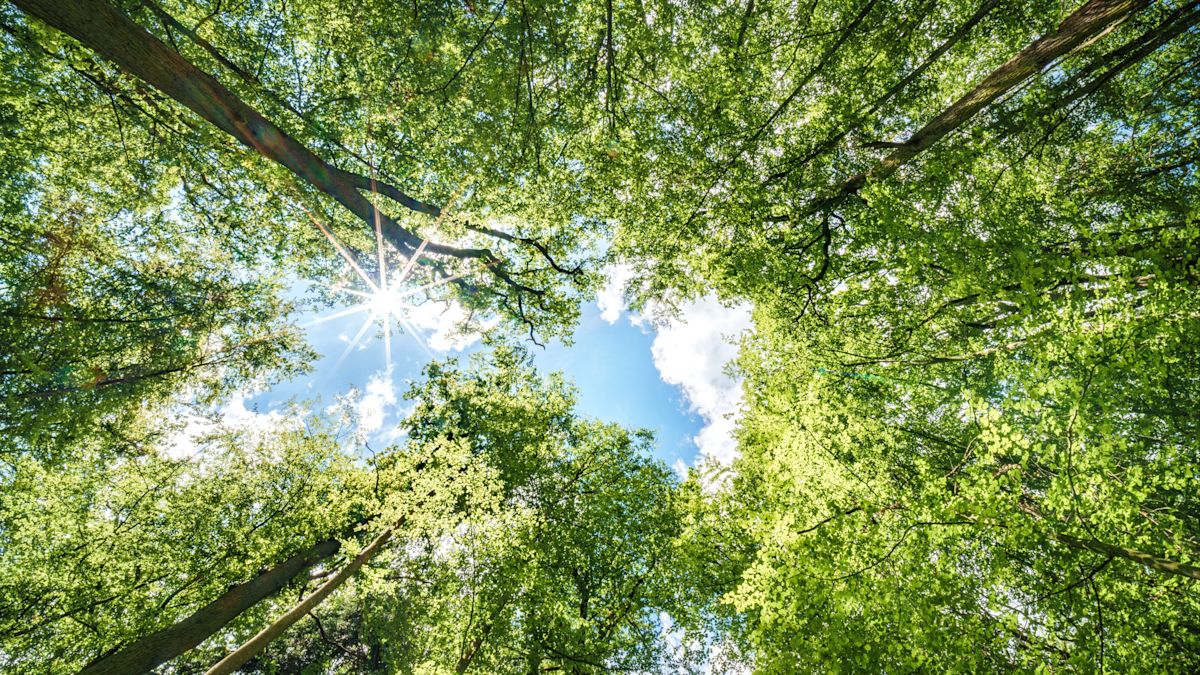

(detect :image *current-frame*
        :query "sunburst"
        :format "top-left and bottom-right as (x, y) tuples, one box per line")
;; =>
(302, 183), (469, 373)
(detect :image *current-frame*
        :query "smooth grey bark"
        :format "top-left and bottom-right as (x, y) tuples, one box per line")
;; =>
(8, 0), (478, 264)
(77, 537), (342, 675)
(806, 0), (1151, 214)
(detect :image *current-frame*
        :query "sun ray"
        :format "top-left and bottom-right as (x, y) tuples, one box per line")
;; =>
(332, 286), (373, 299)
(308, 278), (372, 298)
(390, 182), (470, 288)
(303, 207), (379, 292)
(395, 314), (434, 359)
(303, 179), (479, 374)
(330, 313), (377, 373)
(371, 177), (388, 292)
(395, 238), (428, 286)
(303, 303), (370, 327)
(383, 312), (392, 371)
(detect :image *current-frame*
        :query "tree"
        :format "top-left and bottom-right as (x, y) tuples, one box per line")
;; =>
(682, 289), (1200, 669)
(1, 3), (311, 456)
(3, 0), (1199, 671)
(8, 0), (610, 341)
(602, 0), (1197, 311)
(2, 1), (679, 670)
(0, 349), (685, 674)
(5, 0), (623, 473)
(225, 349), (687, 673)
(629, 0), (1200, 669)
(0, 425), (369, 674)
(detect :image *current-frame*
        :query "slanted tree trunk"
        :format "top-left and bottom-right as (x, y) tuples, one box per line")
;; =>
(1049, 0), (1200, 112)
(78, 536), (343, 675)
(455, 621), (496, 673)
(8, 0), (487, 265)
(769, 0), (1002, 182)
(204, 458), (475, 674)
(808, 0), (1151, 213)
(136, 0), (379, 175)
(204, 524), (398, 675)
(8, 0), (616, 328)
(1055, 533), (1200, 581)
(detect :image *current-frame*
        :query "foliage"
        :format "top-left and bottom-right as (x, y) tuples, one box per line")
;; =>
(648, 0), (1200, 670)
(1, 3), (312, 456)
(691, 291), (1200, 670)
(0, 350), (685, 673)
(1, 0), (1199, 671)
(243, 349), (686, 673)
(0, 425), (367, 673)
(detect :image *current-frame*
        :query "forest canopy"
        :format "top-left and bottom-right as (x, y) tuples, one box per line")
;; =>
(1, 0), (1198, 672)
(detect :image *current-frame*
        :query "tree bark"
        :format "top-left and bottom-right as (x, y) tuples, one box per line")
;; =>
(455, 621), (495, 673)
(1056, 533), (1200, 581)
(8, 0), (474, 262)
(137, 0), (387, 179)
(77, 536), (343, 675)
(204, 524), (398, 675)
(808, 0), (1150, 213)
(1053, 1), (1200, 112)
(769, 0), (1002, 182)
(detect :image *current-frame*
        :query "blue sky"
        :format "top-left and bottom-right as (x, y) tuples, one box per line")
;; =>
(531, 304), (708, 464)
(239, 286), (740, 470)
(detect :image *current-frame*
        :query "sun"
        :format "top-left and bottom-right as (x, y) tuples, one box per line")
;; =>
(303, 206), (440, 369)
(302, 181), (478, 371)
(366, 286), (411, 320)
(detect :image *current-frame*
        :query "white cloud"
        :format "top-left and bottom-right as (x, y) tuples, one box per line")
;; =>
(692, 414), (741, 466)
(163, 414), (211, 460)
(404, 299), (497, 352)
(597, 263), (635, 323)
(659, 610), (752, 674)
(163, 392), (296, 460)
(671, 458), (689, 481)
(220, 392), (291, 432)
(649, 295), (752, 465)
(355, 370), (397, 435)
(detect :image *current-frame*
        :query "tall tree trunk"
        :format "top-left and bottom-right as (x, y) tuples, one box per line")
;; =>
(455, 621), (496, 673)
(77, 536), (343, 675)
(137, 0), (386, 178)
(1052, 1), (1200, 112)
(9, 0), (619, 315)
(204, 524), (398, 675)
(768, 0), (1002, 182)
(1056, 533), (1200, 581)
(7, 0), (472, 262)
(808, 0), (1150, 214)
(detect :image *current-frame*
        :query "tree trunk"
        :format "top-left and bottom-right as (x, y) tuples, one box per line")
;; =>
(810, 0), (1150, 213)
(455, 621), (495, 673)
(1052, 1), (1200, 112)
(77, 536), (343, 675)
(769, 0), (1002, 182)
(204, 524), (397, 675)
(8, 0), (459, 260)
(1056, 533), (1200, 581)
